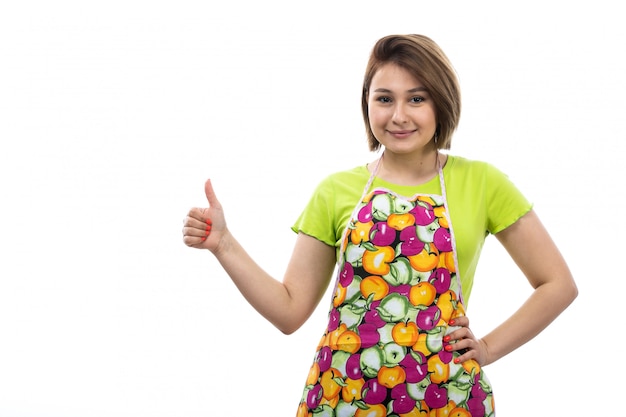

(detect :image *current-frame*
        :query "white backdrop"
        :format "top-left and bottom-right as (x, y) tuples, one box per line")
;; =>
(1, 1), (624, 416)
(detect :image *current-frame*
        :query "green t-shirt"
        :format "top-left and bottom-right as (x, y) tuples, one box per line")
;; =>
(292, 155), (532, 305)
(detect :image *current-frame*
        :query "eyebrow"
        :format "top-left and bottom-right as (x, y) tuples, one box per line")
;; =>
(373, 87), (428, 93)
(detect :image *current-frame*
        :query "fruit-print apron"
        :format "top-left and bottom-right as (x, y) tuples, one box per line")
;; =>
(296, 155), (495, 417)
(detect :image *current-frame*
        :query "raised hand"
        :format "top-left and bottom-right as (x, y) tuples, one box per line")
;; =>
(182, 179), (227, 253)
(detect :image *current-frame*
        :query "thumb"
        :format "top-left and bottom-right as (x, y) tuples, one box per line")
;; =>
(204, 179), (221, 208)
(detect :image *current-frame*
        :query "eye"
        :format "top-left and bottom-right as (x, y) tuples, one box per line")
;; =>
(410, 96), (425, 104)
(375, 96), (392, 103)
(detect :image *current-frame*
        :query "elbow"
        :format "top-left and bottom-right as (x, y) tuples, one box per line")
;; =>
(276, 319), (305, 336)
(279, 327), (297, 336)
(567, 279), (579, 305)
(555, 274), (578, 309)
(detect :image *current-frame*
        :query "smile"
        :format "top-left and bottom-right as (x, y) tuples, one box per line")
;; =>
(388, 130), (416, 139)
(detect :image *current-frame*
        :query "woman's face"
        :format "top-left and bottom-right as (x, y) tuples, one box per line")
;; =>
(367, 63), (438, 156)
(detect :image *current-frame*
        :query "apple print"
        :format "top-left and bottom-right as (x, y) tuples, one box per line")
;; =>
(357, 323), (380, 348)
(345, 353), (363, 379)
(424, 383), (448, 409)
(377, 293), (410, 323)
(306, 384), (323, 409)
(391, 383), (417, 414)
(471, 374), (488, 401)
(433, 227), (452, 252)
(438, 348), (453, 365)
(416, 222), (439, 243)
(360, 347), (384, 378)
(327, 308), (340, 332)
(371, 194), (393, 221)
(430, 268), (451, 294)
(312, 404), (334, 417)
(445, 379), (471, 407)
(363, 300), (385, 328)
(331, 350), (351, 377)
(335, 400), (359, 417)
(362, 379), (388, 404)
(343, 275), (364, 305)
(345, 243), (366, 266)
(410, 201), (436, 226)
(357, 201), (374, 223)
(393, 197), (414, 214)
(425, 330), (444, 353)
(317, 346), (332, 372)
(296, 186), (491, 417)
(388, 283), (411, 297)
(369, 221), (397, 247)
(339, 262), (354, 287)
(383, 258), (413, 287)
(416, 305), (441, 331)
(467, 397), (486, 417)
(382, 342), (406, 365)
(399, 351), (428, 383)
(399, 226), (425, 256)
(339, 301), (366, 329)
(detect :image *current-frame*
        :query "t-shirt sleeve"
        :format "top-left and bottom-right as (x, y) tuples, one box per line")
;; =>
(485, 163), (533, 234)
(291, 175), (338, 247)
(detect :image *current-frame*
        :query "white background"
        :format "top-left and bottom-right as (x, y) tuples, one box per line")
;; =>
(1, 1), (624, 416)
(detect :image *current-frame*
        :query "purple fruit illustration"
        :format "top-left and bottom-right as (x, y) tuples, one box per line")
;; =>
(370, 221), (397, 246)
(433, 227), (452, 252)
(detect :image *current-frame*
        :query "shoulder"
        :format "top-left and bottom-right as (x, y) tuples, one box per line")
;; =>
(445, 155), (512, 182)
(314, 165), (370, 192)
(322, 165), (369, 182)
(446, 154), (499, 172)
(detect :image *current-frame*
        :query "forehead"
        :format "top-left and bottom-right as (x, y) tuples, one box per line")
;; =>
(370, 63), (423, 90)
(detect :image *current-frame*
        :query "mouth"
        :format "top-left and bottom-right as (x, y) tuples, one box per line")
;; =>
(387, 129), (416, 139)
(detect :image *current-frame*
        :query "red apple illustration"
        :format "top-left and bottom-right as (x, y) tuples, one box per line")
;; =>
(306, 384), (323, 409)
(433, 227), (452, 252)
(370, 221), (397, 247)
(364, 300), (385, 328)
(317, 346), (332, 372)
(327, 308), (340, 332)
(339, 262), (354, 287)
(399, 351), (428, 383)
(357, 322), (380, 348)
(345, 353), (363, 379)
(416, 305), (441, 331)
(410, 201), (436, 226)
(399, 226), (425, 256)
(357, 201), (374, 223)
(362, 379), (388, 405)
(424, 383), (448, 409)
(430, 268), (451, 294)
(391, 383), (417, 414)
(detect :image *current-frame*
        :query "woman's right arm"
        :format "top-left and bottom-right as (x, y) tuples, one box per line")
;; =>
(183, 179), (337, 334)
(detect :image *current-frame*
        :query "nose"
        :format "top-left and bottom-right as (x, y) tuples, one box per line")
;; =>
(392, 103), (408, 124)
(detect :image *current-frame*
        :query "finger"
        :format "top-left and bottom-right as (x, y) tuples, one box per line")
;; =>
(449, 316), (469, 328)
(184, 210), (210, 228)
(182, 224), (210, 238)
(182, 234), (207, 247)
(204, 179), (222, 208)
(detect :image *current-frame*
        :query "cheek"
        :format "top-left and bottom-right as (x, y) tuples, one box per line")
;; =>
(368, 107), (388, 130)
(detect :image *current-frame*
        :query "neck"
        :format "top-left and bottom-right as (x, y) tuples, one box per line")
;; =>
(374, 149), (443, 186)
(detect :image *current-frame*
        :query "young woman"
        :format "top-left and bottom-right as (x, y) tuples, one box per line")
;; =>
(182, 34), (577, 417)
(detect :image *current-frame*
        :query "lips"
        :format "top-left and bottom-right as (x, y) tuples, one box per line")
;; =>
(388, 129), (416, 138)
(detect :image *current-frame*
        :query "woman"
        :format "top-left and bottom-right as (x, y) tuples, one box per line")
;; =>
(182, 34), (577, 416)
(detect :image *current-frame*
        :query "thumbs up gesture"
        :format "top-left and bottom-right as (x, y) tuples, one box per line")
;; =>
(182, 179), (226, 252)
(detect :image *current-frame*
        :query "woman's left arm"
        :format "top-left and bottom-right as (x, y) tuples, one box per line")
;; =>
(450, 209), (578, 365)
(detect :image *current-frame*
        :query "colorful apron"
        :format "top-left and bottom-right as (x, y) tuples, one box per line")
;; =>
(296, 157), (495, 417)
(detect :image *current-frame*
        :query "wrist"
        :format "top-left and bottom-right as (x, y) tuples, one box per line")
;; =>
(210, 228), (233, 258)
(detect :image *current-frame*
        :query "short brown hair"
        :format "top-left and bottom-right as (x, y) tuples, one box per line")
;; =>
(361, 34), (461, 151)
